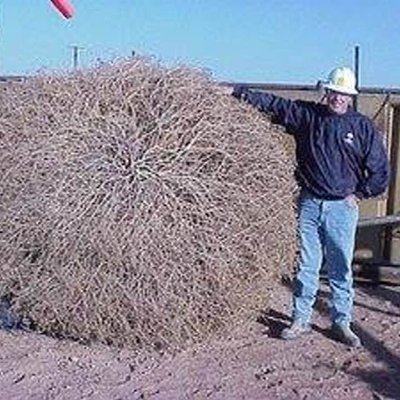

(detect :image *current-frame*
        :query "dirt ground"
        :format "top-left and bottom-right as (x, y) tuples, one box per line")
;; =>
(0, 281), (399, 400)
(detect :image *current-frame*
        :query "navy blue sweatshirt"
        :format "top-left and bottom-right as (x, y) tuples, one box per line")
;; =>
(232, 86), (390, 200)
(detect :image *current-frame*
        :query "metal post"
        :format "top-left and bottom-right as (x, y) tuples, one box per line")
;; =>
(354, 45), (360, 111)
(73, 46), (78, 69)
(70, 45), (84, 69)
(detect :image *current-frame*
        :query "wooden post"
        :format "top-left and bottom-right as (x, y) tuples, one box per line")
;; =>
(383, 105), (400, 262)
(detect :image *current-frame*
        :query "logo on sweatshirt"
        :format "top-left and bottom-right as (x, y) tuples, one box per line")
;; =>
(344, 131), (354, 145)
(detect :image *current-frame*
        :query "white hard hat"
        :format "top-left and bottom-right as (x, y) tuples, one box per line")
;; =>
(323, 67), (358, 95)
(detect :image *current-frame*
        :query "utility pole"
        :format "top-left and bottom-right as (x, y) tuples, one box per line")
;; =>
(70, 45), (84, 69)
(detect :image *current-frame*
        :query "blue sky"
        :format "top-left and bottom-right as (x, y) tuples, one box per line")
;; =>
(1, 1), (399, 87)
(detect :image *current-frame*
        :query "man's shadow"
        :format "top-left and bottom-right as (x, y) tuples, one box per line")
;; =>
(256, 308), (291, 338)
(257, 279), (400, 399)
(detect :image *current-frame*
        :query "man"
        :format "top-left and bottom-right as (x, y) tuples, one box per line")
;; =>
(231, 67), (390, 347)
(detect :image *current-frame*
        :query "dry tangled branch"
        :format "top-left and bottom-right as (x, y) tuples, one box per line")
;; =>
(0, 58), (298, 352)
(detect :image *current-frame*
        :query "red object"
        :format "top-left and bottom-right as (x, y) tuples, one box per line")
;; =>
(50, 0), (75, 19)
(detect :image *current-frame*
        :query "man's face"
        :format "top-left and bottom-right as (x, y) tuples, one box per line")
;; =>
(326, 90), (352, 115)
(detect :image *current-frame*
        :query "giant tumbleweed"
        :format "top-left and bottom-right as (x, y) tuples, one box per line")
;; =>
(0, 58), (298, 351)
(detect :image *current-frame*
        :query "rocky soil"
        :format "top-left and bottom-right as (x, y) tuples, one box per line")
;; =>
(0, 282), (399, 400)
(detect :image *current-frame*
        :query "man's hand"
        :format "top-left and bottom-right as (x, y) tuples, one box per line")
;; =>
(218, 85), (234, 96)
(345, 194), (360, 208)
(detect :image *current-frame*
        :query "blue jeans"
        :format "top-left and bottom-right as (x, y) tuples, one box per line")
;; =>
(293, 190), (359, 326)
